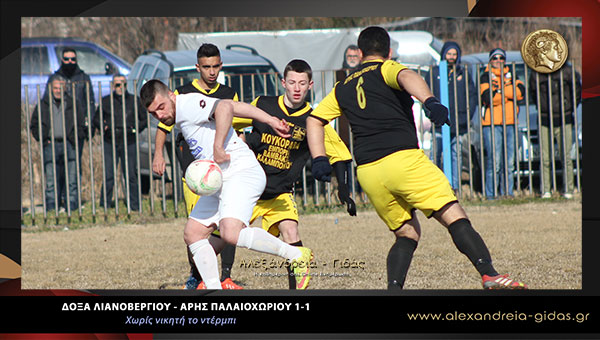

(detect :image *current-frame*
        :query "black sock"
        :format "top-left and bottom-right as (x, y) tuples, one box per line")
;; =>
(387, 237), (418, 289)
(220, 244), (236, 280)
(287, 241), (303, 289)
(447, 218), (498, 277)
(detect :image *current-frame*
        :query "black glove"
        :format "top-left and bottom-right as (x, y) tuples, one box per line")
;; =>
(333, 161), (357, 216)
(423, 97), (450, 127)
(311, 156), (332, 182)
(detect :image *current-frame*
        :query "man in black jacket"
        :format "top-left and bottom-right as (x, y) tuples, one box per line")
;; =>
(426, 41), (477, 190)
(31, 74), (84, 212)
(529, 63), (581, 199)
(93, 74), (147, 211)
(48, 47), (95, 164)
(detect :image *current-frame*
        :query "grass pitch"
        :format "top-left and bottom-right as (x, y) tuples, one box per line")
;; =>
(21, 199), (581, 290)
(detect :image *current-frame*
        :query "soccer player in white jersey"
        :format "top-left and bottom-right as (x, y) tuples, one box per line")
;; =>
(140, 79), (314, 289)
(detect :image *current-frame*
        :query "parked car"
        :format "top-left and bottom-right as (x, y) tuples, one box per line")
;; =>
(461, 51), (582, 188)
(127, 45), (283, 192)
(21, 37), (131, 105)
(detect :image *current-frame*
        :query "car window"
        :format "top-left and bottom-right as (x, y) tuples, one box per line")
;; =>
(172, 69), (198, 88)
(154, 68), (167, 82)
(396, 51), (436, 66)
(135, 63), (154, 92)
(54, 45), (109, 74)
(22, 46), (51, 75)
(222, 66), (281, 103)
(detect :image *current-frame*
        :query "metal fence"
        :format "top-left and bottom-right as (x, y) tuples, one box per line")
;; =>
(21, 63), (582, 225)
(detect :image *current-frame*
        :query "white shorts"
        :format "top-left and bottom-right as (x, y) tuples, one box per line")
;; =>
(189, 149), (266, 228)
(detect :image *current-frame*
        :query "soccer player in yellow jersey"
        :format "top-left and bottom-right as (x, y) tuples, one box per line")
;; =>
(151, 44), (241, 290)
(231, 59), (355, 289)
(307, 26), (527, 290)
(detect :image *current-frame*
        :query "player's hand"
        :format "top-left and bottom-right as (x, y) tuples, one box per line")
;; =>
(333, 161), (356, 216)
(152, 153), (166, 176)
(423, 97), (450, 127)
(338, 189), (357, 216)
(213, 145), (231, 164)
(268, 117), (291, 138)
(312, 156), (332, 182)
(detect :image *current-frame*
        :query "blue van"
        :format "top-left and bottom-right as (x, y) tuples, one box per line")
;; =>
(21, 37), (131, 105)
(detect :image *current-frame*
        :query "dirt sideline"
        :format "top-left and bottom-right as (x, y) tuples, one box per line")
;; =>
(21, 200), (581, 290)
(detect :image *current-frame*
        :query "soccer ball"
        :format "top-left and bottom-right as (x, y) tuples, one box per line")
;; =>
(185, 159), (223, 196)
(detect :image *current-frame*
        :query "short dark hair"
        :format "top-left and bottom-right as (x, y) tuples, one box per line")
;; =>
(358, 26), (390, 58)
(140, 79), (170, 108)
(284, 59), (312, 81)
(62, 47), (77, 56)
(197, 43), (221, 59)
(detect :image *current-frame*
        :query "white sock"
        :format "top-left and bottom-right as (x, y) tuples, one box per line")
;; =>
(188, 239), (221, 289)
(236, 227), (302, 260)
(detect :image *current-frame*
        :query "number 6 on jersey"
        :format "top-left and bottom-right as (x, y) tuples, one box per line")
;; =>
(356, 76), (367, 109)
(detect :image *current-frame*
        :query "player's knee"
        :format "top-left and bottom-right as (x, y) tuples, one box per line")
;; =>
(434, 201), (468, 227)
(394, 223), (420, 242)
(218, 219), (245, 245)
(219, 229), (238, 246)
(183, 220), (214, 245)
(394, 212), (421, 241)
(278, 220), (300, 244)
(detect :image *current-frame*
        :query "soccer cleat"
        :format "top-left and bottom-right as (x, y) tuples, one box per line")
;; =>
(542, 192), (552, 199)
(221, 278), (243, 290)
(482, 274), (528, 290)
(292, 247), (313, 290)
(183, 275), (201, 290)
(195, 281), (207, 290)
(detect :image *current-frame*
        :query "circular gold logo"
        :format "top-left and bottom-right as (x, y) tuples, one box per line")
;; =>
(521, 29), (568, 74)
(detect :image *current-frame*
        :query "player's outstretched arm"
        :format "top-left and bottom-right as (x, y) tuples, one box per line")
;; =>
(397, 68), (450, 127)
(306, 116), (327, 158)
(229, 100), (290, 138)
(306, 116), (332, 182)
(396, 68), (435, 103)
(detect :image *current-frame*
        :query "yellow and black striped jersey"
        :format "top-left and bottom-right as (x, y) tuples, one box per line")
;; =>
(311, 59), (418, 166)
(245, 95), (351, 200)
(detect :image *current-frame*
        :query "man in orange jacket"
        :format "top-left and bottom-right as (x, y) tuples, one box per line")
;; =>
(479, 48), (524, 199)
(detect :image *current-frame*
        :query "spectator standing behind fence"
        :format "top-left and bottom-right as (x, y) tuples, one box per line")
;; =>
(479, 48), (524, 199)
(335, 45), (362, 148)
(529, 63), (581, 199)
(93, 74), (147, 211)
(30, 75), (83, 212)
(426, 41), (477, 190)
(47, 48), (95, 160)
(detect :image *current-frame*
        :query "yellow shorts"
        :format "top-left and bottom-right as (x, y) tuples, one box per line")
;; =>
(250, 193), (299, 237)
(182, 177), (200, 216)
(210, 192), (299, 238)
(356, 149), (457, 231)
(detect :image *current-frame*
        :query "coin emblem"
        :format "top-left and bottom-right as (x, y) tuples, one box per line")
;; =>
(521, 29), (568, 73)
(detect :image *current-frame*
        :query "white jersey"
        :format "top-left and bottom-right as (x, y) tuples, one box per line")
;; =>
(176, 93), (267, 227)
(175, 93), (247, 162)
